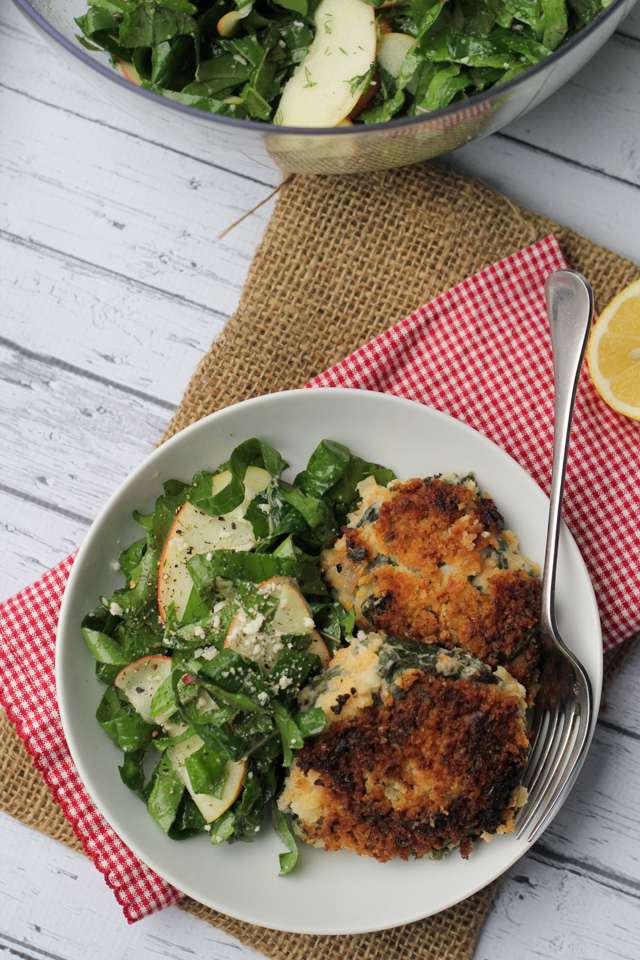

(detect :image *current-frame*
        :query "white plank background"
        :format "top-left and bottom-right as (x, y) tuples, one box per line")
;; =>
(2, 1), (640, 956)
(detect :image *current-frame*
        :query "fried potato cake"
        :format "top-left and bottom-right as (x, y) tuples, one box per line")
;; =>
(278, 632), (529, 862)
(320, 475), (541, 693)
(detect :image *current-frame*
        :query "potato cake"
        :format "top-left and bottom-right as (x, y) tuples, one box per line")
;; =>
(278, 632), (529, 862)
(320, 474), (541, 693)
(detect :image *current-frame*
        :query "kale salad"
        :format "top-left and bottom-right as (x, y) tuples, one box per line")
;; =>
(81, 438), (394, 874)
(75, 0), (612, 127)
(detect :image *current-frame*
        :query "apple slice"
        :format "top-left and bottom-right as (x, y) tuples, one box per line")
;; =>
(224, 577), (330, 669)
(167, 734), (247, 822)
(115, 655), (173, 723)
(217, 2), (253, 37)
(115, 58), (143, 85)
(265, 577), (331, 668)
(211, 466), (271, 517)
(276, 0), (376, 128)
(158, 502), (254, 623)
(377, 33), (414, 78)
(158, 466), (270, 623)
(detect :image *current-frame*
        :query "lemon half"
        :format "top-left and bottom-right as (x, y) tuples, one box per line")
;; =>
(587, 278), (640, 421)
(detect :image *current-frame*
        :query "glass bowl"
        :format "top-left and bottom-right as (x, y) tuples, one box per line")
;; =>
(13, 0), (637, 175)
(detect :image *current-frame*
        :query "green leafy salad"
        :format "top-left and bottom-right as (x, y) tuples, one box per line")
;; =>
(82, 438), (394, 874)
(75, 0), (611, 127)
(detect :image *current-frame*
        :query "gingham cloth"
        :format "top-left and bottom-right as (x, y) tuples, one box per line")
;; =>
(0, 556), (182, 922)
(1, 234), (638, 922)
(309, 234), (640, 650)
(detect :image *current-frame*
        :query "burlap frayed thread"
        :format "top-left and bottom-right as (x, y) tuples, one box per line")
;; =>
(163, 164), (639, 439)
(1, 162), (639, 960)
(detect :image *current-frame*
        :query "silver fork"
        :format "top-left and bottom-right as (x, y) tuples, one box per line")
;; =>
(515, 270), (595, 844)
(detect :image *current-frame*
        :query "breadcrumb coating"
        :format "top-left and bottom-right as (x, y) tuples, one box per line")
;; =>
(279, 633), (529, 862)
(321, 475), (541, 693)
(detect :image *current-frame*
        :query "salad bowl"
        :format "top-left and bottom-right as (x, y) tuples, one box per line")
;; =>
(13, 0), (638, 176)
(56, 388), (602, 934)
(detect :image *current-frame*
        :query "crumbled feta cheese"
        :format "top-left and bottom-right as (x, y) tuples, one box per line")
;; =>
(257, 691), (269, 706)
(212, 616), (220, 630)
(109, 602), (124, 617)
(242, 613), (265, 636)
(206, 552), (213, 561)
(201, 647), (218, 661)
(303, 616), (314, 629)
(193, 625), (205, 638)
(279, 675), (291, 689)
(111, 561), (120, 572)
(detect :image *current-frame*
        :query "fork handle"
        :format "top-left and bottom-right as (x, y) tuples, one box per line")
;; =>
(541, 271), (594, 640)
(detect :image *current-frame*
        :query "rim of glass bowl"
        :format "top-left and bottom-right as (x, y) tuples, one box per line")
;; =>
(14, 0), (628, 138)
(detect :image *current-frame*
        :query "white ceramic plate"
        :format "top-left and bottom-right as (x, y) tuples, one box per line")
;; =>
(56, 388), (602, 935)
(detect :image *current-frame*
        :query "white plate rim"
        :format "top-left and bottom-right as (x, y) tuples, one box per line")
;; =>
(56, 387), (603, 934)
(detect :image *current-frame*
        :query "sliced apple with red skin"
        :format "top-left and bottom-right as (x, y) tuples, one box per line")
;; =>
(167, 734), (247, 823)
(217, 2), (253, 37)
(115, 58), (143, 85)
(116, 658), (245, 821)
(115, 655), (173, 723)
(158, 466), (270, 624)
(224, 577), (330, 670)
(276, 0), (376, 128)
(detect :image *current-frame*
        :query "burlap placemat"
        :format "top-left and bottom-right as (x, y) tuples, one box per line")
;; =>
(2, 161), (638, 959)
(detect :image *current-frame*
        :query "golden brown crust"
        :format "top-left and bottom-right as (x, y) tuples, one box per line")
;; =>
(289, 672), (529, 862)
(321, 478), (541, 692)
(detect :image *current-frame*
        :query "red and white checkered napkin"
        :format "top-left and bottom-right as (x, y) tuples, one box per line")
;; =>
(0, 557), (182, 922)
(1, 233), (639, 923)
(309, 234), (640, 649)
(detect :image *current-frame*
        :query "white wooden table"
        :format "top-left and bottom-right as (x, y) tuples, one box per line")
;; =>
(2, 3), (640, 956)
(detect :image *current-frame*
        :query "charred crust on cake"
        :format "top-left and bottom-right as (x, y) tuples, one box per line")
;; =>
(292, 673), (528, 862)
(321, 477), (541, 695)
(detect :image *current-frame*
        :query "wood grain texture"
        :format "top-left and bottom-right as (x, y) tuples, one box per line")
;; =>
(0, 89), (277, 315)
(0, 231), (228, 402)
(0, 490), (88, 598)
(497, 33), (640, 184)
(0, 342), (167, 516)
(441, 134), (640, 264)
(2, 0), (640, 957)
